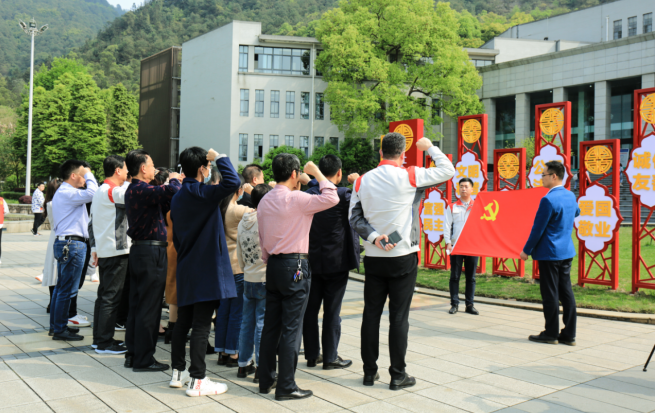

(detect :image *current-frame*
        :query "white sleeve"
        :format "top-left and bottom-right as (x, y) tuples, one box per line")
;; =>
(444, 205), (453, 245)
(3, 200), (8, 214)
(414, 146), (455, 188)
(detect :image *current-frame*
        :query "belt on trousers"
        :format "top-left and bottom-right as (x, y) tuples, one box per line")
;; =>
(272, 253), (309, 260)
(132, 240), (168, 247)
(56, 235), (87, 242)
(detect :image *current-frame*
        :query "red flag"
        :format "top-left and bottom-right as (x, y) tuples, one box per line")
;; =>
(451, 187), (549, 259)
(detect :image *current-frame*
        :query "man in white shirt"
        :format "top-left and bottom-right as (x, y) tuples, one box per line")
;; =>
(89, 155), (132, 354)
(444, 178), (479, 316)
(31, 182), (46, 236)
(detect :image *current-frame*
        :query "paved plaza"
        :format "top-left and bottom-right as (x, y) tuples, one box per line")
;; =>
(0, 231), (653, 413)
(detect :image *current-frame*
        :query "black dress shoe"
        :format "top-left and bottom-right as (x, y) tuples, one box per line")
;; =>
(389, 374), (416, 390)
(363, 372), (380, 386)
(226, 356), (239, 368)
(237, 361), (256, 378)
(49, 327), (79, 337)
(133, 361), (169, 372)
(217, 354), (229, 365)
(259, 379), (277, 394)
(253, 367), (259, 383)
(529, 332), (558, 344)
(449, 305), (458, 314)
(206, 343), (217, 354)
(275, 388), (313, 401)
(307, 355), (323, 367)
(323, 356), (352, 370)
(557, 334), (577, 346)
(52, 330), (84, 341)
(465, 305), (479, 315)
(124, 355), (133, 368)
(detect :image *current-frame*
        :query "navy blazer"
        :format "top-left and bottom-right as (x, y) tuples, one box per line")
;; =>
(306, 179), (361, 274)
(523, 186), (580, 261)
(170, 158), (241, 307)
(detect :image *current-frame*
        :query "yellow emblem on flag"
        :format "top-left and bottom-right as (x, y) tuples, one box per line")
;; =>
(640, 93), (655, 124)
(585, 145), (613, 175)
(462, 119), (481, 144)
(540, 108), (564, 135)
(393, 124), (414, 152)
(498, 153), (519, 179)
(480, 200), (499, 221)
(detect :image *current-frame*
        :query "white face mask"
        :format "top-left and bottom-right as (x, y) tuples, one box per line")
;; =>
(203, 166), (211, 184)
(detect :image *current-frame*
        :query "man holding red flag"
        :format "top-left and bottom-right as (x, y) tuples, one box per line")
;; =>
(520, 161), (579, 346)
(445, 178), (479, 316)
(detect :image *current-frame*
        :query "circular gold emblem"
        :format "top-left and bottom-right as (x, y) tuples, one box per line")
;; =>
(498, 153), (519, 179)
(640, 93), (655, 124)
(394, 124), (414, 151)
(540, 108), (564, 135)
(585, 145), (613, 174)
(462, 119), (481, 143)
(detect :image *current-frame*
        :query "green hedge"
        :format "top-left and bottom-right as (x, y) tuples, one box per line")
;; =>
(0, 192), (27, 201)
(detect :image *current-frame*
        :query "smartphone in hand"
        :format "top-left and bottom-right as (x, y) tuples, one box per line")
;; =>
(380, 230), (402, 249)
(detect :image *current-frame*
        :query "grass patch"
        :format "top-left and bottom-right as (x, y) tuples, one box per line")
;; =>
(359, 227), (655, 313)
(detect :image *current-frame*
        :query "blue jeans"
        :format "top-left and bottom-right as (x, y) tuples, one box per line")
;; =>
(238, 281), (267, 367)
(215, 273), (244, 354)
(50, 239), (87, 333)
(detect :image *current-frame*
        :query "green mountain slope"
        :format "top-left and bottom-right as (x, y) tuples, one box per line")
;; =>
(0, 0), (123, 79)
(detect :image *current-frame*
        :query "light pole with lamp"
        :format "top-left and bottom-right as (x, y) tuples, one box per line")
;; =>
(19, 18), (48, 196)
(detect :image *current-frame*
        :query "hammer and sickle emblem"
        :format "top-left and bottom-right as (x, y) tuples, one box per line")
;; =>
(480, 200), (499, 221)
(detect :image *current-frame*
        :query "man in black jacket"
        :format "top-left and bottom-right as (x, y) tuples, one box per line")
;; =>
(238, 164), (265, 208)
(303, 155), (360, 369)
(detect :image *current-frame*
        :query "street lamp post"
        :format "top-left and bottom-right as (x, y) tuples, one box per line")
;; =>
(19, 18), (48, 196)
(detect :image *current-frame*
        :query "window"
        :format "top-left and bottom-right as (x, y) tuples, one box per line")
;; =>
(644, 13), (653, 33)
(472, 59), (493, 67)
(495, 96), (515, 149)
(300, 136), (309, 157)
(613, 20), (622, 40)
(255, 89), (264, 117)
(239, 45), (248, 72)
(254, 47), (310, 75)
(330, 137), (339, 150)
(315, 50), (323, 76)
(239, 134), (248, 161)
(270, 91), (280, 118)
(269, 135), (279, 149)
(254, 134), (263, 160)
(315, 93), (324, 120)
(240, 89), (249, 117)
(628, 16), (637, 36)
(301, 92), (310, 119)
(286, 91), (295, 119)
(314, 136), (324, 150)
(285, 135), (294, 147)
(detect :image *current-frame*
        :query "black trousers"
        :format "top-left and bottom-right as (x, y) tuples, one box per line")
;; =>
(302, 271), (349, 364)
(125, 244), (167, 368)
(68, 239), (91, 318)
(449, 255), (478, 307)
(32, 212), (45, 233)
(116, 261), (131, 326)
(259, 256), (311, 395)
(538, 259), (577, 339)
(93, 255), (129, 349)
(171, 299), (219, 379)
(361, 253), (417, 381)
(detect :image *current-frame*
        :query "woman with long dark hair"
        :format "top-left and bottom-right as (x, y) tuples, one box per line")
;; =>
(38, 178), (62, 311)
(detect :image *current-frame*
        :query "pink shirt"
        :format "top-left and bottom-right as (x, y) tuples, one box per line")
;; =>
(257, 180), (339, 263)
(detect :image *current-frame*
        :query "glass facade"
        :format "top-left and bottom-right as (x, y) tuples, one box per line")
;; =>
(270, 135), (279, 149)
(316, 93), (324, 120)
(255, 89), (264, 117)
(566, 85), (595, 170)
(495, 96), (515, 149)
(239, 46), (248, 72)
(286, 91), (295, 119)
(270, 91), (279, 118)
(610, 77), (641, 143)
(529, 90), (553, 137)
(240, 89), (249, 116)
(300, 136), (309, 157)
(239, 134), (248, 161)
(254, 47), (310, 75)
(301, 92), (310, 119)
(254, 134), (263, 160)
(613, 20), (622, 39)
(285, 135), (294, 147)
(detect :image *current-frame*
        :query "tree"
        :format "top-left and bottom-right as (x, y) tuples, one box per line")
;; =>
(109, 84), (141, 156)
(457, 10), (484, 48)
(339, 138), (378, 176)
(33, 55), (89, 91)
(257, 146), (308, 183)
(310, 143), (339, 165)
(315, 0), (484, 142)
(32, 83), (72, 178)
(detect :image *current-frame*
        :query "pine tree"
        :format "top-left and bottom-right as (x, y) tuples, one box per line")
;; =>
(109, 83), (141, 156)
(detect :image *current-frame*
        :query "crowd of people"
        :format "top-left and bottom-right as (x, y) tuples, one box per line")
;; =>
(3, 131), (580, 402)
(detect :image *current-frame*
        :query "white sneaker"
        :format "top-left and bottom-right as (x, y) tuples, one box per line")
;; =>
(91, 274), (99, 282)
(185, 377), (228, 397)
(170, 369), (191, 388)
(68, 315), (91, 327)
(35, 274), (43, 282)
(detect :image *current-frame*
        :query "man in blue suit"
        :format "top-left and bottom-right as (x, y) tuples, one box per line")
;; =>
(169, 147), (240, 397)
(521, 161), (580, 346)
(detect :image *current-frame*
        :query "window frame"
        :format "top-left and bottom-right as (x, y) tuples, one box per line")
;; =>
(270, 90), (280, 118)
(285, 135), (294, 147)
(240, 89), (249, 117)
(239, 134), (248, 162)
(301, 92), (310, 119)
(315, 93), (324, 120)
(254, 134), (263, 160)
(628, 16), (637, 36)
(644, 13), (653, 34)
(269, 135), (279, 149)
(286, 91), (295, 119)
(255, 89), (264, 118)
(239, 45), (248, 72)
(300, 136), (309, 157)
(613, 19), (622, 40)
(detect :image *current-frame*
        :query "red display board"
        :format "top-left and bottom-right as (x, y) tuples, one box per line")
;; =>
(492, 148), (526, 277)
(389, 119), (425, 168)
(629, 88), (655, 292)
(530, 102), (572, 279)
(456, 114), (488, 274)
(575, 140), (622, 290)
(422, 154), (453, 271)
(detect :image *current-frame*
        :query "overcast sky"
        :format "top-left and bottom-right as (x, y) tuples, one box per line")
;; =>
(105, 0), (140, 10)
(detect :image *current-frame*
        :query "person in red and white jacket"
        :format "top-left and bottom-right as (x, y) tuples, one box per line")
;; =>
(444, 178), (479, 316)
(348, 133), (454, 391)
(0, 196), (8, 265)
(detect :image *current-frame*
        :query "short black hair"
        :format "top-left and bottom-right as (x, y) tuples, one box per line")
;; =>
(151, 167), (169, 186)
(242, 164), (263, 184)
(126, 150), (150, 177)
(319, 154), (342, 178)
(60, 159), (86, 180)
(179, 147), (209, 177)
(251, 184), (273, 209)
(103, 155), (125, 178)
(211, 166), (222, 184)
(272, 153), (301, 182)
(382, 132), (406, 159)
(459, 177), (474, 187)
(545, 160), (565, 180)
